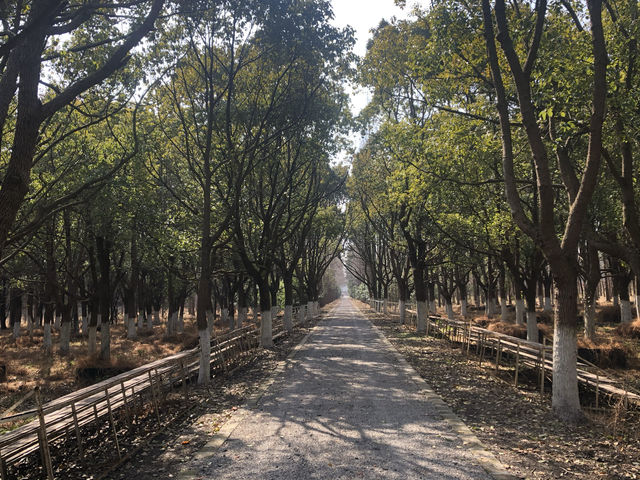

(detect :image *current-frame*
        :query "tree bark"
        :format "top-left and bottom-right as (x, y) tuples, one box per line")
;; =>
(552, 276), (584, 423)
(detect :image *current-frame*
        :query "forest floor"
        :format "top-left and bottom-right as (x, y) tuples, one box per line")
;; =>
(433, 301), (640, 390)
(8, 309), (323, 480)
(0, 314), (254, 416)
(357, 301), (640, 480)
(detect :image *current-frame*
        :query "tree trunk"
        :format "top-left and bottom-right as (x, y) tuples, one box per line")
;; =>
(515, 298), (524, 325)
(258, 279), (273, 347)
(552, 277), (584, 423)
(127, 313), (136, 339)
(583, 297), (596, 340)
(178, 301), (184, 333)
(88, 309), (98, 356)
(526, 310), (539, 343)
(59, 302), (72, 355)
(416, 300), (427, 334)
(281, 304), (291, 330)
(428, 283), (436, 315)
(9, 290), (20, 341)
(96, 236), (111, 362)
(414, 267), (428, 334)
(618, 277), (632, 323)
(81, 301), (88, 336)
(25, 294), (33, 337)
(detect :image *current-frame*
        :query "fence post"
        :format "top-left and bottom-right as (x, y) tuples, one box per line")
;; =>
(181, 360), (189, 402)
(539, 346), (545, 396)
(0, 455), (7, 480)
(148, 371), (161, 425)
(514, 344), (520, 387)
(35, 387), (54, 480)
(120, 381), (131, 425)
(104, 387), (121, 460)
(70, 402), (83, 457)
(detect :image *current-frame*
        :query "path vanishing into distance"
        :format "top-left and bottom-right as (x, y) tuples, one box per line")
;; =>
(179, 298), (506, 480)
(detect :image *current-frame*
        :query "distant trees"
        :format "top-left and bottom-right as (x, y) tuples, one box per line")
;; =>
(0, 0), (351, 387)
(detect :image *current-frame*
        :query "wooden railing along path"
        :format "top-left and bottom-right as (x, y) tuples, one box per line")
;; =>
(366, 299), (640, 409)
(0, 304), (314, 480)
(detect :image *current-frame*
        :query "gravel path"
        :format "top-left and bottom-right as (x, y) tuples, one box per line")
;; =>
(183, 298), (495, 480)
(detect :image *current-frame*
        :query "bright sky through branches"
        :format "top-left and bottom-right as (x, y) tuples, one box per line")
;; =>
(329, 0), (411, 163)
(330, 0), (411, 113)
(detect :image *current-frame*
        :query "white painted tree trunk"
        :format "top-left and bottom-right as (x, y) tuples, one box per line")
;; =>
(636, 294), (640, 321)
(80, 303), (87, 336)
(43, 323), (52, 353)
(54, 313), (61, 330)
(137, 312), (144, 330)
(526, 311), (539, 343)
(399, 299), (406, 324)
(283, 305), (293, 331)
(270, 307), (278, 327)
(206, 310), (215, 335)
(416, 300), (427, 334)
(197, 328), (210, 385)
(445, 301), (454, 320)
(314, 301), (319, 316)
(60, 322), (71, 354)
(24, 299), (32, 337)
(177, 310), (184, 333)
(169, 311), (177, 335)
(552, 320), (581, 421)
(88, 325), (97, 355)
(583, 299), (596, 340)
(307, 301), (314, 319)
(383, 298), (388, 316)
(460, 298), (467, 317)
(237, 307), (247, 329)
(297, 305), (305, 324)
(620, 299), (633, 323)
(500, 300), (508, 323)
(486, 298), (495, 318)
(12, 318), (20, 340)
(515, 299), (525, 325)
(260, 309), (273, 347)
(544, 297), (552, 312)
(429, 299), (436, 315)
(127, 315), (137, 339)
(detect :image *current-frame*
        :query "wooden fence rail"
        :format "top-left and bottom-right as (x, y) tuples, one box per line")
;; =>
(0, 303), (314, 480)
(365, 300), (640, 409)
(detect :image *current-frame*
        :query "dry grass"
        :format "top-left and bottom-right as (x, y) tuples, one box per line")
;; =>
(0, 313), (240, 411)
(599, 305), (622, 324)
(616, 318), (640, 339)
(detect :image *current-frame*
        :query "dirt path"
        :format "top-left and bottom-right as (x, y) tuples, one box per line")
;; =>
(177, 298), (504, 480)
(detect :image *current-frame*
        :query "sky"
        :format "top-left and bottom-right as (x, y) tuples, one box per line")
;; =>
(329, 0), (412, 160)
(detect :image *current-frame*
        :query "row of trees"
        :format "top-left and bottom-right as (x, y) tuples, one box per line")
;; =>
(0, 0), (350, 384)
(345, 0), (640, 423)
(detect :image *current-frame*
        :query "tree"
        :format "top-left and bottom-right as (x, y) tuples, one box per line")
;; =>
(0, 0), (165, 259)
